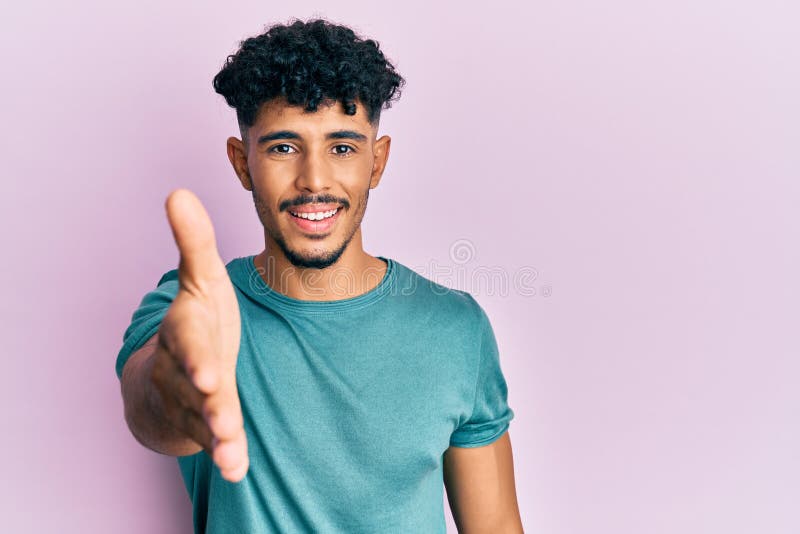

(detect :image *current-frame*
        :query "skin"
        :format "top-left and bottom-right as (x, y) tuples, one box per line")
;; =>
(445, 432), (525, 533)
(226, 96), (391, 300)
(123, 95), (524, 529)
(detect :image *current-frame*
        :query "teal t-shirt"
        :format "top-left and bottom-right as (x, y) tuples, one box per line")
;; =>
(116, 255), (514, 533)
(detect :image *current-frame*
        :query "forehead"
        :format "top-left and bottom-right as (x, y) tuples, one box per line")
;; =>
(251, 97), (375, 138)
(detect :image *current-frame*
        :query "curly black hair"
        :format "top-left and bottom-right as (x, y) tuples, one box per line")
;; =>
(213, 18), (405, 132)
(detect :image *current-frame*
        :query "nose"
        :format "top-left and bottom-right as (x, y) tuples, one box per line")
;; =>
(294, 149), (332, 193)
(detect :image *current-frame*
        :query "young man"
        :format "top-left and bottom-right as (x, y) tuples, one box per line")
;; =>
(117, 18), (523, 533)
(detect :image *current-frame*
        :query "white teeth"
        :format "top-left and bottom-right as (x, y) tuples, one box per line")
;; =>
(291, 208), (339, 220)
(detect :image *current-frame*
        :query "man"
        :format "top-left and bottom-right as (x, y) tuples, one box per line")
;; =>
(117, 18), (523, 533)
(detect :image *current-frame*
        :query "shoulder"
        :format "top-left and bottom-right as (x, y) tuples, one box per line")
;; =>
(390, 259), (485, 327)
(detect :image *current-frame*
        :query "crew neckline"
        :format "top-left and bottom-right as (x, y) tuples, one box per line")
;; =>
(230, 254), (396, 314)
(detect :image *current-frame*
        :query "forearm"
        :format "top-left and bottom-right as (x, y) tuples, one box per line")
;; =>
(120, 337), (203, 457)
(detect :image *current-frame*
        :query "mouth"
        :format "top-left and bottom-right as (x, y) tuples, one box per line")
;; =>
(288, 205), (342, 235)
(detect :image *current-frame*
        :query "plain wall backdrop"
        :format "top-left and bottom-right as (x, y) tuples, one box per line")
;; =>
(1, 1), (798, 532)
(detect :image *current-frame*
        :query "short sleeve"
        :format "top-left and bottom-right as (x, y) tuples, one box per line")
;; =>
(449, 302), (515, 448)
(114, 269), (180, 380)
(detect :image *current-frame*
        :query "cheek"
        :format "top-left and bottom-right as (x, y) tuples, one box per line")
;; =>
(252, 178), (283, 212)
(356, 156), (375, 176)
(340, 161), (376, 193)
(252, 190), (275, 220)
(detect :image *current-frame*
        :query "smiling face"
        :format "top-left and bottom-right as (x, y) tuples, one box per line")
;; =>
(227, 97), (391, 269)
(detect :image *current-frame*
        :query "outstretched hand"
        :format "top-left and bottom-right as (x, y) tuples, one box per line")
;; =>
(151, 188), (248, 482)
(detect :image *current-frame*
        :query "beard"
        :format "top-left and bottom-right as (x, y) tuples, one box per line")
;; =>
(252, 186), (369, 270)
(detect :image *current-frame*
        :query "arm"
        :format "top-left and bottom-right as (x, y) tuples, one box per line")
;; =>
(120, 332), (203, 457)
(443, 430), (524, 533)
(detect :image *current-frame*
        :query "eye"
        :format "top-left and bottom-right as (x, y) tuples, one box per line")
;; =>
(333, 145), (355, 156)
(269, 144), (296, 154)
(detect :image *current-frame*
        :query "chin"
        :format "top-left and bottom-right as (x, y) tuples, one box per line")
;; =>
(270, 219), (357, 270)
(281, 243), (347, 270)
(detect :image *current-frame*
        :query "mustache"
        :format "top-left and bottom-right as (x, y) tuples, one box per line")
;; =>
(279, 194), (350, 212)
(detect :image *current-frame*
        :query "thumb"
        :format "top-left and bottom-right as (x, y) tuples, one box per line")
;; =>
(165, 188), (225, 290)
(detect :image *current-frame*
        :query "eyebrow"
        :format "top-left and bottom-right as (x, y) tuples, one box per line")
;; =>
(257, 129), (368, 144)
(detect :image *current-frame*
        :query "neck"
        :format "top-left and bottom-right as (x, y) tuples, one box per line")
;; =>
(253, 230), (387, 301)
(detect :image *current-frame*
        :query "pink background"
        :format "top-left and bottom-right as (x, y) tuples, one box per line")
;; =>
(2, 1), (798, 532)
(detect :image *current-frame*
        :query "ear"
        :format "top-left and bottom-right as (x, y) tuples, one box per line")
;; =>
(227, 136), (252, 191)
(369, 135), (391, 189)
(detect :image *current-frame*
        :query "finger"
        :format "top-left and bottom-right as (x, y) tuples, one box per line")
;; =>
(214, 427), (249, 479)
(166, 360), (207, 414)
(153, 374), (214, 452)
(164, 188), (227, 294)
(177, 406), (215, 452)
(220, 455), (250, 483)
(203, 389), (244, 442)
